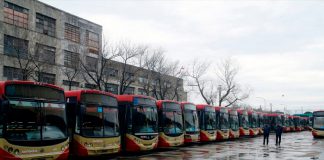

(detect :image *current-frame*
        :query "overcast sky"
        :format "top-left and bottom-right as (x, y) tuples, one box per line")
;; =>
(41, 0), (324, 113)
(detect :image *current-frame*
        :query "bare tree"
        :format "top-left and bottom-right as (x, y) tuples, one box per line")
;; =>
(188, 59), (217, 105)
(116, 41), (148, 95)
(216, 58), (251, 107)
(80, 40), (119, 90)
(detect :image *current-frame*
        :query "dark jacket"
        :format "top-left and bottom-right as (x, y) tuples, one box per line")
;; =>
(276, 125), (283, 135)
(263, 125), (270, 136)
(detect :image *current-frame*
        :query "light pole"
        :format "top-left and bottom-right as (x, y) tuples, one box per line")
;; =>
(256, 97), (267, 111)
(218, 85), (222, 106)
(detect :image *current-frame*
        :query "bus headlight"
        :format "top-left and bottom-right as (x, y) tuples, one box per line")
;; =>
(8, 147), (13, 153)
(84, 142), (93, 147)
(13, 149), (19, 155)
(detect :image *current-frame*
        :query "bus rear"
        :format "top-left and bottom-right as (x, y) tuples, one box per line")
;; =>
(215, 107), (229, 141)
(228, 109), (240, 139)
(181, 102), (200, 144)
(157, 100), (184, 148)
(65, 90), (120, 157)
(238, 109), (249, 137)
(0, 81), (69, 160)
(312, 111), (324, 138)
(196, 105), (217, 142)
(117, 95), (158, 152)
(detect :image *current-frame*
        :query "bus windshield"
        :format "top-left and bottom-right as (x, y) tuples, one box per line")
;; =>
(133, 105), (158, 134)
(205, 111), (217, 130)
(81, 105), (119, 137)
(250, 114), (257, 128)
(5, 100), (67, 143)
(220, 112), (229, 130)
(313, 117), (324, 130)
(241, 115), (249, 129)
(184, 104), (199, 133)
(163, 103), (183, 135)
(230, 116), (239, 131)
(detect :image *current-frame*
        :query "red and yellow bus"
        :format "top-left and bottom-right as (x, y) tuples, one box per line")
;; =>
(181, 102), (200, 143)
(293, 116), (302, 132)
(283, 114), (291, 132)
(264, 113), (281, 132)
(288, 115), (295, 132)
(248, 110), (259, 136)
(0, 81), (69, 159)
(215, 107), (229, 141)
(196, 105), (217, 142)
(228, 109), (240, 139)
(117, 95), (158, 152)
(312, 111), (324, 138)
(156, 100), (184, 147)
(237, 109), (249, 137)
(65, 90), (120, 157)
(257, 112), (265, 135)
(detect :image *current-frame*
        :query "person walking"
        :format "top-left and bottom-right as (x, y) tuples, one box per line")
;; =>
(275, 124), (283, 146)
(263, 124), (270, 145)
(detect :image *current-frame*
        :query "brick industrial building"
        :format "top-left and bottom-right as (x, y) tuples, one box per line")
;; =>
(0, 0), (187, 101)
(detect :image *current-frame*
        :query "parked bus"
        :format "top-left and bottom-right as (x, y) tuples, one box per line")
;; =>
(293, 116), (302, 131)
(288, 115), (296, 132)
(283, 114), (291, 132)
(248, 110), (259, 136)
(196, 105), (217, 142)
(156, 100), (184, 147)
(181, 102), (200, 144)
(215, 107), (229, 141)
(237, 109), (249, 137)
(265, 113), (281, 131)
(294, 113), (312, 130)
(312, 111), (324, 138)
(228, 109), (240, 139)
(117, 95), (158, 152)
(65, 90), (120, 157)
(257, 112), (265, 135)
(0, 81), (69, 159)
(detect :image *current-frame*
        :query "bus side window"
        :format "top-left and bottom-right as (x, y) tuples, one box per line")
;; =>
(126, 104), (132, 133)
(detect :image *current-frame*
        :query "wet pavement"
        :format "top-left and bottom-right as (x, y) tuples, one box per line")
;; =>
(116, 131), (324, 160)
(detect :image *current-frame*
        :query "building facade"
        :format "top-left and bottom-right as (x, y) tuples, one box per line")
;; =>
(0, 0), (187, 101)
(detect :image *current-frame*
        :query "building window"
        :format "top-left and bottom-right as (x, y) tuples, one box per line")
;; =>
(105, 83), (118, 94)
(3, 66), (24, 80)
(138, 88), (146, 95)
(62, 80), (79, 87)
(124, 87), (135, 95)
(86, 31), (99, 54)
(125, 72), (135, 80)
(138, 76), (148, 84)
(86, 56), (98, 71)
(4, 35), (28, 58)
(36, 13), (56, 37)
(35, 43), (55, 64)
(85, 83), (96, 89)
(64, 23), (80, 43)
(3, 1), (28, 28)
(104, 68), (119, 77)
(38, 72), (55, 84)
(64, 50), (79, 68)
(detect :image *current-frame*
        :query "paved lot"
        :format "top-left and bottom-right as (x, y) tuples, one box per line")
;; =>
(117, 131), (324, 160)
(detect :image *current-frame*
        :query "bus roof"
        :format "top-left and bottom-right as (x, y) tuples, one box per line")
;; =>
(0, 80), (64, 96)
(180, 102), (196, 110)
(156, 100), (180, 109)
(116, 94), (156, 102)
(196, 104), (213, 110)
(264, 113), (280, 117)
(65, 89), (116, 102)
